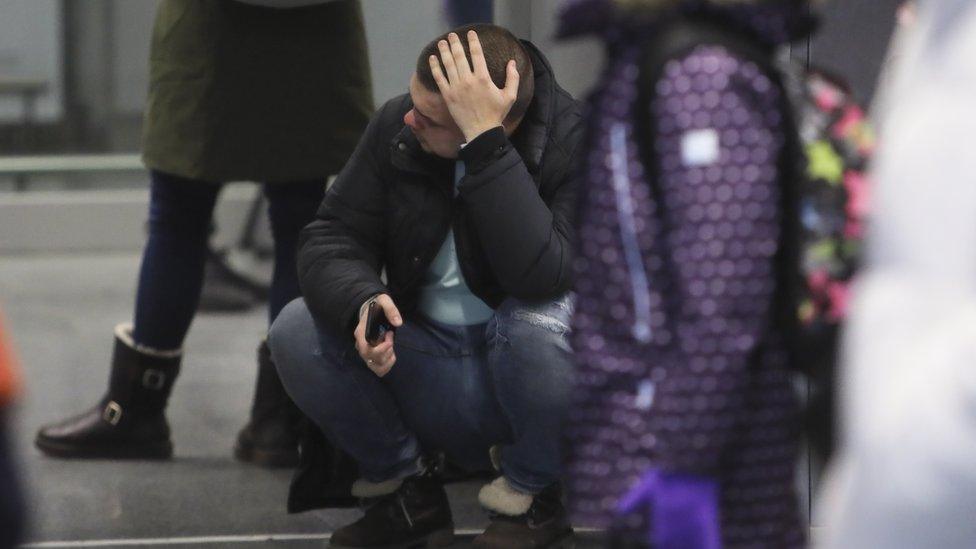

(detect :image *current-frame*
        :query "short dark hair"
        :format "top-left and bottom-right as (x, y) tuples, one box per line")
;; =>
(416, 24), (535, 124)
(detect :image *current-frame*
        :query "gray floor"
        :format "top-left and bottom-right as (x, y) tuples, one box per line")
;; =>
(1, 253), (599, 548)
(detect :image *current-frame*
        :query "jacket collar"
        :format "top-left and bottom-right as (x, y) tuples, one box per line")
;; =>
(509, 40), (559, 175)
(390, 39), (561, 178)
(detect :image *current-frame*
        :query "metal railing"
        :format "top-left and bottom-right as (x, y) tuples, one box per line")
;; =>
(0, 153), (143, 191)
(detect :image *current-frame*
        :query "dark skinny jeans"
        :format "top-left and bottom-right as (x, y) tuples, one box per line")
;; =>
(131, 170), (324, 350)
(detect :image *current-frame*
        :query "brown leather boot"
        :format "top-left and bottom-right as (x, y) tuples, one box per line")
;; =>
(474, 478), (575, 549)
(35, 324), (180, 459)
(234, 340), (301, 468)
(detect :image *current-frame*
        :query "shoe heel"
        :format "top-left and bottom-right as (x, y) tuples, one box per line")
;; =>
(425, 527), (455, 547)
(235, 443), (299, 468)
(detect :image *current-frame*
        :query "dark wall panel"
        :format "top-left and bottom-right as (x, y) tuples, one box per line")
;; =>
(810, 0), (903, 106)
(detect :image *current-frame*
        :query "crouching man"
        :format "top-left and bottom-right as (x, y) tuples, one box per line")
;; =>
(269, 24), (582, 549)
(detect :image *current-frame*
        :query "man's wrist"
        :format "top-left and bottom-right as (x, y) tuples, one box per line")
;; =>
(462, 123), (504, 144)
(458, 126), (508, 168)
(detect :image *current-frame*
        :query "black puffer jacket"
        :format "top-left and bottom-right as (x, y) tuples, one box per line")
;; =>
(298, 41), (583, 335)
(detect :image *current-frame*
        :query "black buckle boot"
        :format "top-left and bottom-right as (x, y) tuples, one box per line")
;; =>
(234, 340), (301, 468)
(35, 324), (180, 459)
(330, 473), (455, 548)
(474, 479), (575, 549)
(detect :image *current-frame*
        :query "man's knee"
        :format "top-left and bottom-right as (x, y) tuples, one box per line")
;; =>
(268, 298), (318, 379)
(492, 294), (574, 349)
(489, 295), (575, 404)
(268, 297), (358, 414)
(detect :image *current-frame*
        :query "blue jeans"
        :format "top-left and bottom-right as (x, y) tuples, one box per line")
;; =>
(269, 295), (574, 494)
(131, 170), (324, 349)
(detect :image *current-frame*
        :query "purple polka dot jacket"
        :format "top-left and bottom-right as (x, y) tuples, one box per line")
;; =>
(559, 1), (810, 546)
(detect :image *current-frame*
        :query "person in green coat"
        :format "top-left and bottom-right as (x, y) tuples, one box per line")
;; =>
(34, 0), (373, 467)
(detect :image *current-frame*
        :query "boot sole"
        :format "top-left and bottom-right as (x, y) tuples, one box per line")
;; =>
(34, 436), (173, 460)
(233, 441), (300, 469)
(329, 525), (455, 549)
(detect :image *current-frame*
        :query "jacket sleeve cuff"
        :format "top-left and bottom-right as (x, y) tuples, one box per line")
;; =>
(458, 127), (508, 173)
(617, 469), (721, 549)
(342, 286), (387, 335)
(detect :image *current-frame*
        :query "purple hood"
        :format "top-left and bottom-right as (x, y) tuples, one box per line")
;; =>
(557, 0), (815, 47)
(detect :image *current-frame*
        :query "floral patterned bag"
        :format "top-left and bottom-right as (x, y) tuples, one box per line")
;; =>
(779, 64), (875, 369)
(774, 62), (875, 457)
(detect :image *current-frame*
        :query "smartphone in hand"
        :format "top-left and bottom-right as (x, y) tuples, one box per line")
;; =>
(365, 300), (395, 346)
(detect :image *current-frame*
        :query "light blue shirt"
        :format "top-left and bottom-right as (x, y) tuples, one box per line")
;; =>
(415, 161), (494, 325)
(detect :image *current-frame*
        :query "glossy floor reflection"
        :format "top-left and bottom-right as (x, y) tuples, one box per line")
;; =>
(3, 254), (600, 548)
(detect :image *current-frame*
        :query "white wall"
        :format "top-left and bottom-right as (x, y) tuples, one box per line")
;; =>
(362, 0), (447, 105)
(362, 0), (604, 106)
(112, 0), (157, 116)
(0, 0), (62, 122)
(519, 0), (602, 100)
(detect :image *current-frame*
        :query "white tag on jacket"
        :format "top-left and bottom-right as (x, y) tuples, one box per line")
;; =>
(635, 380), (656, 410)
(680, 128), (720, 167)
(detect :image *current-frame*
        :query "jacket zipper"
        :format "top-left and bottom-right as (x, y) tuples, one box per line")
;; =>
(610, 122), (653, 344)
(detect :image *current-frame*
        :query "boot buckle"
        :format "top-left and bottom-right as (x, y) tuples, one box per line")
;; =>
(142, 369), (166, 390)
(102, 401), (123, 426)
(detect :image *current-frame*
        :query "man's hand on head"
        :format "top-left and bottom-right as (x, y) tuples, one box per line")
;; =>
(354, 294), (403, 377)
(429, 30), (520, 143)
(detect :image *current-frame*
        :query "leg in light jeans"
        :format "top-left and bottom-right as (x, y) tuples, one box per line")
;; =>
(485, 295), (575, 493)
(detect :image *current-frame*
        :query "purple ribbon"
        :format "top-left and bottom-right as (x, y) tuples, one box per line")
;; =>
(616, 469), (722, 549)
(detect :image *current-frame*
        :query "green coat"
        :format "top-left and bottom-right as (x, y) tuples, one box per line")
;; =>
(142, 0), (373, 183)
